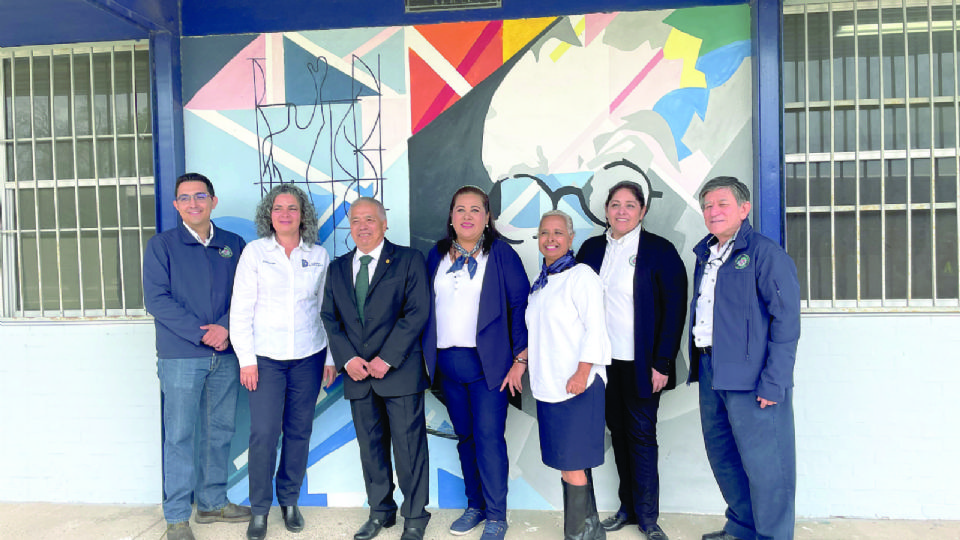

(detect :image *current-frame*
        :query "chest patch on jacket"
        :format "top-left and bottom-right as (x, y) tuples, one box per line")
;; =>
(219, 246), (233, 258)
(734, 253), (750, 269)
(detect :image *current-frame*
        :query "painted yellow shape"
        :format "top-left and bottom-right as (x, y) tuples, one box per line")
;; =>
(503, 18), (557, 62)
(663, 28), (707, 88)
(548, 16), (585, 63)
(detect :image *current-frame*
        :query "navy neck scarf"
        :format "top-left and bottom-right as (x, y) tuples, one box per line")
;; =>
(530, 250), (577, 294)
(447, 235), (484, 279)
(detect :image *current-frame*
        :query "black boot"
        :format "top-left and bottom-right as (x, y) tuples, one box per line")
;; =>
(563, 479), (590, 540)
(584, 469), (605, 540)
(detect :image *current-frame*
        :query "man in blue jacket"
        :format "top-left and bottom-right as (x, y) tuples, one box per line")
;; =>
(688, 177), (801, 540)
(143, 173), (250, 540)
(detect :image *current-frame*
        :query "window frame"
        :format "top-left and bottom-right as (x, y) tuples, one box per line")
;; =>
(0, 40), (155, 319)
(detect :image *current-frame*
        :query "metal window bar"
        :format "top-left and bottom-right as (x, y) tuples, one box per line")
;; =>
(853, 0), (863, 304)
(1, 41), (153, 318)
(954, 0), (959, 300)
(88, 47), (107, 313)
(803, 3), (814, 305)
(109, 46), (127, 314)
(927, 0), (937, 302)
(48, 49), (65, 315)
(70, 46), (86, 313)
(828, 2), (838, 304)
(901, 0), (913, 305)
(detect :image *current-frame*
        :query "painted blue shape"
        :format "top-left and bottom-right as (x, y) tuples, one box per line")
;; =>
(310, 190), (335, 217)
(652, 87), (709, 161)
(506, 477), (554, 511)
(215, 216), (258, 243)
(438, 468), (469, 509)
(511, 196), (542, 229)
(319, 201), (350, 243)
(298, 484), (328, 507)
(306, 420), (358, 465)
(365, 31), (407, 94)
(697, 40), (751, 89)
(284, 37), (378, 106)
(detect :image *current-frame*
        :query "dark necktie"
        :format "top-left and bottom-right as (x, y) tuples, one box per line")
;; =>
(356, 255), (373, 322)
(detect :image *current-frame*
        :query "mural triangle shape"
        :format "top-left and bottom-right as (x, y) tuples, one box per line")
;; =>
(186, 34), (267, 111)
(284, 36), (379, 106)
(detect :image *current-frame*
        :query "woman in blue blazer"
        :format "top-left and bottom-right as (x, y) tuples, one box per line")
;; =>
(576, 180), (688, 540)
(423, 186), (530, 540)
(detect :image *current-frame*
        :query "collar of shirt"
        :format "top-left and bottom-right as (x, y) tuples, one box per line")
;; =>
(605, 222), (642, 246)
(265, 234), (314, 254)
(354, 240), (384, 266)
(182, 221), (215, 247)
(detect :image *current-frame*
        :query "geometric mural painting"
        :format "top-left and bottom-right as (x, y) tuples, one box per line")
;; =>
(182, 4), (752, 512)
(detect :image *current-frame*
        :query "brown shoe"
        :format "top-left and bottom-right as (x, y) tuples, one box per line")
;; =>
(166, 522), (196, 540)
(196, 502), (252, 524)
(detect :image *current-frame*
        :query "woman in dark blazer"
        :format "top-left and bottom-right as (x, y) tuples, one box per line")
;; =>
(422, 185), (529, 540)
(576, 180), (688, 540)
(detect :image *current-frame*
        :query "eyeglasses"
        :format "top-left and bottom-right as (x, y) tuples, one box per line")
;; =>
(176, 193), (211, 203)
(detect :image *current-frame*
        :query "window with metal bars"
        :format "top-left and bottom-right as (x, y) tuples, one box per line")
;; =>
(783, 0), (960, 310)
(0, 41), (155, 318)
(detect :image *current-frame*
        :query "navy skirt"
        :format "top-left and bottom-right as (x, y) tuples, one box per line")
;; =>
(536, 377), (605, 471)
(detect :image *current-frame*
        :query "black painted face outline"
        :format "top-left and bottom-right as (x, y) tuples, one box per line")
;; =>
(488, 159), (661, 245)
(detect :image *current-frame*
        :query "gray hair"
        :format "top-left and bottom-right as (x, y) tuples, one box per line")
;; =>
(254, 183), (319, 245)
(349, 197), (386, 221)
(540, 209), (575, 235)
(698, 176), (751, 209)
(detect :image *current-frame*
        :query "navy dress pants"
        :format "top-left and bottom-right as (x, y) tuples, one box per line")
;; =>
(699, 351), (796, 540)
(605, 359), (662, 529)
(438, 347), (509, 521)
(247, 350), (325, 515)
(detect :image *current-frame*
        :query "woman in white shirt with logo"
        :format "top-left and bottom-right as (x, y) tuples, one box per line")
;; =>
(231, 184), (336, 540)
(526, 210), (610, 540)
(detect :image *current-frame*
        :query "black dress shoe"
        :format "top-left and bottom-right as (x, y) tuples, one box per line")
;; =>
(643, 523), (670, 540)
(702, 531), (744, 540)
(354, 515), (397, 540)
(601, 512), (637, 532)
(399, 526), (426, 540)
(247, 515), (268, 540)
(281, 505), (304, 533)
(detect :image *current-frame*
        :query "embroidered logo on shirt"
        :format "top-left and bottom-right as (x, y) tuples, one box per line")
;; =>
(735, 253), (750, 269)
(219, 246), (233, 258)
(302, 259), (322, 268)
(629, 254), (637, 267)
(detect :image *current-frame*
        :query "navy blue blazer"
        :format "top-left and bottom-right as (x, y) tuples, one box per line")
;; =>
(423, 238), (530, 391)
(576, 229), (688, 397)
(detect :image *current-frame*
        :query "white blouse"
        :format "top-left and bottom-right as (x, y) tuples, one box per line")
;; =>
(599, 225), (641, 361)
(230, 236), (331, 368)
(526, 264), (610, 403)
(434, 250), (488, 349)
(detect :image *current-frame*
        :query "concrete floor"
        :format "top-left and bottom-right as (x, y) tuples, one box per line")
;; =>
(1, 504), (959, 540)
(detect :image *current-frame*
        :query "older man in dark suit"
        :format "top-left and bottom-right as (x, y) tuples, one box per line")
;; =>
(320, 197), (432, 540)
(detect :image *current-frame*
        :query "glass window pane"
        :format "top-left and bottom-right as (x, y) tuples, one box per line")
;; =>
(32, 56), (52, 139)
(861, 210), (882, 299)
(835, 212), (857, 299)
(936, 210), (959, 299)
(786, 213), (808, 302)
(885, 209), (908, 299)
(910, 211), (933, 299)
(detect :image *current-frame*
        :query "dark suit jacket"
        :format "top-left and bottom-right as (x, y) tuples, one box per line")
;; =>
(576, 229), (688, 397)
(320, 239), (431, 400)
(422, 238), (530, 391)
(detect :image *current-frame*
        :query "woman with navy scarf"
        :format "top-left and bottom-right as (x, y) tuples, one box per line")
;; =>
(423, 186), (530, 540)
(527, 210), (610, 540)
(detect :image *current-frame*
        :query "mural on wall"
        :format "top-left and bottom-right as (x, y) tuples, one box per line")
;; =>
(182, 4), (752, 513)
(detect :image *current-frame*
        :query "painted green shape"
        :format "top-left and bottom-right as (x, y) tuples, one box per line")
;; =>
(663, 4), (751, 56)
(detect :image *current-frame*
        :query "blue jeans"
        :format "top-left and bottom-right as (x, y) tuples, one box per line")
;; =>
(699, 352), (796, 540)
(158, 354), (240, 524)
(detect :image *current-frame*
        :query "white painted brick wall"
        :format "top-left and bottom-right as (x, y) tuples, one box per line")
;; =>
(0, 320), (161, 504)
(795, 314), (960, 519)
